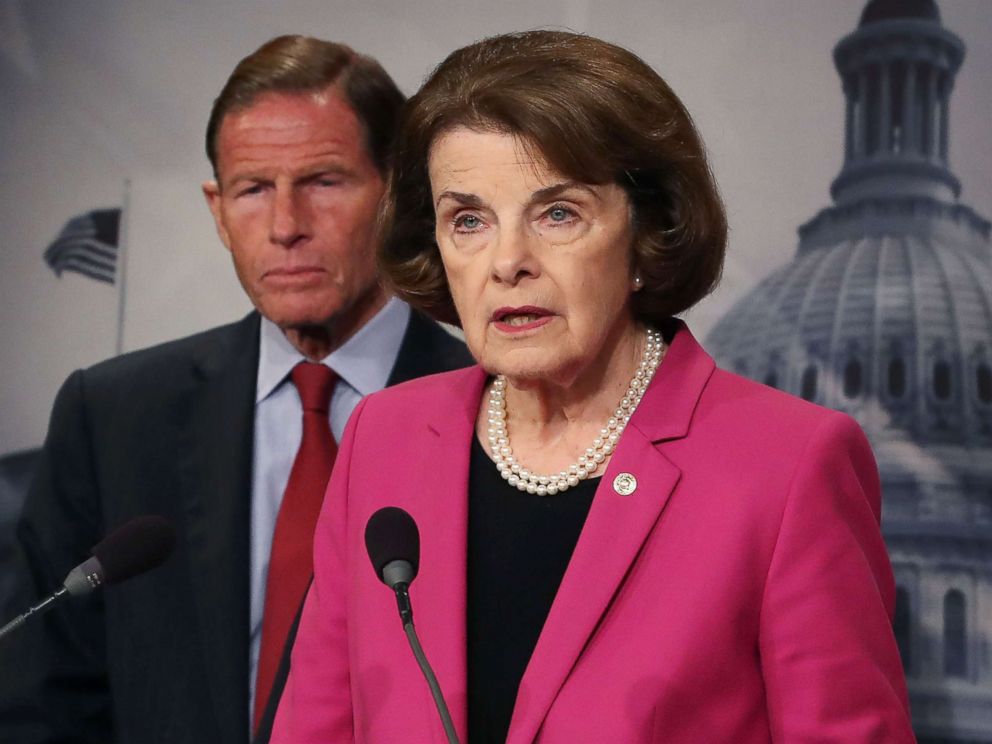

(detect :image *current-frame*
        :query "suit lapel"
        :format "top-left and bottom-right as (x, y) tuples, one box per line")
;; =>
(419, 367), (488, 741)
(176, 313), (260, 741)
(387, 309), (474, 386)
(507, 322), (715, 744)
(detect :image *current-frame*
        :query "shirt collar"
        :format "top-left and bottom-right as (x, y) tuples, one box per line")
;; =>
(255, 297), (411, 404)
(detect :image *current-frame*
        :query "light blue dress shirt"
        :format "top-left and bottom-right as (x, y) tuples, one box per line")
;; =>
(248, 297), (410, 720)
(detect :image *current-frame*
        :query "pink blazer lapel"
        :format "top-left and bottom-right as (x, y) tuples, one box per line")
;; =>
(412, 366), (489, 742)
(506, 322), (716, 744)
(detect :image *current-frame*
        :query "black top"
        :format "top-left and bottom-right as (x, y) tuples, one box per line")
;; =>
(467, 436), (599, 744)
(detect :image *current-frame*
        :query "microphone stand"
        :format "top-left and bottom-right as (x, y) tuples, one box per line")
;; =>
(370, 511), (460, 744)
(404, 621), (459, 744)
(0, 588), (69, 641)
(0, 557), (101, 642)
(392, 580), (460, 744)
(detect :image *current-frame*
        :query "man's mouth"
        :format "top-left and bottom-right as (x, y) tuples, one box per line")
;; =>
(266, 266), (324, 277)
(262, 266), (326, 286)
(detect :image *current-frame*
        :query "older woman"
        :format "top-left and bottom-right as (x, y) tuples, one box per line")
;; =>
(272, 31), (913, 743)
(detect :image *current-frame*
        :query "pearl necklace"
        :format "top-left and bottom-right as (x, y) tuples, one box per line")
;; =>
(486, 328), (665, 495)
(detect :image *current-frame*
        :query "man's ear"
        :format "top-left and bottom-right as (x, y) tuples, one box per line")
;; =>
(201, 179), (231, 251)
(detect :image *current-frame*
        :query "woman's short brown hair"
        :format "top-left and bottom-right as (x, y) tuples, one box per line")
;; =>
(379, 30), (727, 326)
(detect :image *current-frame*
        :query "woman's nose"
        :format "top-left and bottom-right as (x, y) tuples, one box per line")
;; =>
(490, 227), (539, 285)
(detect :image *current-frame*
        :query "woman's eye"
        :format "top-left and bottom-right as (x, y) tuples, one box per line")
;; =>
(455, 214), (484, 231)
(544, 205), (577, 225)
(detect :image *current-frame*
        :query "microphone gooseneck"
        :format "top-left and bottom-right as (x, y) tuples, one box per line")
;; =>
(365, 507), (460, 744)
(0, 515), (176, 642)
(381, 559), (415, 625)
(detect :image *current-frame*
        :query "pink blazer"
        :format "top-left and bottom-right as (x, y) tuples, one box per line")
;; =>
(272, 324), (914, 743)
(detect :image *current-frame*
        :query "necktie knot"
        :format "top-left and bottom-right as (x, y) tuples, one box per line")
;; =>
(291, 362), (337, 414)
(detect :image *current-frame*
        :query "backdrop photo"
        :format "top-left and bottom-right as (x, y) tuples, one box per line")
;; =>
(1, 1), (989, 740)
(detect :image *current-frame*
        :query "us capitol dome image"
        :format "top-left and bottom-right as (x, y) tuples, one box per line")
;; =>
(706, 0), (992, 741)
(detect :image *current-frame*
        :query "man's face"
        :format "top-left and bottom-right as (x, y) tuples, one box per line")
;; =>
(203, 88), (386, 341)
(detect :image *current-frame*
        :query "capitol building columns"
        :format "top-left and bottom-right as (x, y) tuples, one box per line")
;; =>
(707, 1), (992, 740)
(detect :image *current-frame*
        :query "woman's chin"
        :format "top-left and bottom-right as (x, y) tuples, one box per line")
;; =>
(483, 352), (576, 387)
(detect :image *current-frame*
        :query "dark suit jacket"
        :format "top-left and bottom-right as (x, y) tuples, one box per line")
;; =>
(0, 449), (41, 612)
(0, 309), (472, 744)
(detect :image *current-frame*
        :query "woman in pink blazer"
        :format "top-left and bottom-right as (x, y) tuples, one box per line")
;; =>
(272, 31), (914, 743)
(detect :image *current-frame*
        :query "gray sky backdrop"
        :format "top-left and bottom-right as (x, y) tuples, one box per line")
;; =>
(1, 0), (990, 453)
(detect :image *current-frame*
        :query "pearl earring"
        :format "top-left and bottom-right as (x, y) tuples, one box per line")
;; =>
(632, 274), (643, 290)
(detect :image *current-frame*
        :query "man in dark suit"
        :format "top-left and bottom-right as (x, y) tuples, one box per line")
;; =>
(0, 36), (471, 744)
(0, 450), (40, 609)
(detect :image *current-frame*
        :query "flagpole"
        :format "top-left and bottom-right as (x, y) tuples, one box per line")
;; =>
(115, 179), (131, 356)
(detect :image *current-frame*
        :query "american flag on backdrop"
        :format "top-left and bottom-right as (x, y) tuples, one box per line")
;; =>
(43, 208), (121, 284)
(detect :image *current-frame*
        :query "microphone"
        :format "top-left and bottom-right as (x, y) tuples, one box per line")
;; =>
(365, 506), (419, 625)
(0, 515), (176, 641)
(365, 507), (459, 744)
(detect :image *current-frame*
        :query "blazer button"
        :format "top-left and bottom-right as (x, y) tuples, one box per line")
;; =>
(612, 472), (637, 496)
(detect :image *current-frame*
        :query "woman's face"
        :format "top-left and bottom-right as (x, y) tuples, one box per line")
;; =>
(428, 127), (638, 386)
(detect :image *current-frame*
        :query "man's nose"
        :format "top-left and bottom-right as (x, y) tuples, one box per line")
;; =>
(269, 187), (310, 246)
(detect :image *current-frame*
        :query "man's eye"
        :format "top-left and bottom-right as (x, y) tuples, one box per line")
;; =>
(238, 184), (263, 197)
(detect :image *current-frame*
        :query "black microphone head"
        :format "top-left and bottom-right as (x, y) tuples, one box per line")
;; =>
(91, 515), (176, 586)
(364, 507), (420, 584)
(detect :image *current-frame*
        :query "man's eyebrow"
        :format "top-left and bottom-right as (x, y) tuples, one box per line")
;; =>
(224, 171), (267, 186)
(297, 165), (355, 182)
(224, 164), (353, 188)
(222, 170), (274, 191)
(435, 191), (486, 209)
(305, 162), (354, 175)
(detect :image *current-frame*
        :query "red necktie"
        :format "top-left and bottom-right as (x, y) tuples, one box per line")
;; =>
(253, 362), (338, 730)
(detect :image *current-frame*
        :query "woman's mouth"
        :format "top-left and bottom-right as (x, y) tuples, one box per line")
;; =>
(505, 313), (541, 326)
(491, 306), (555, 333)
